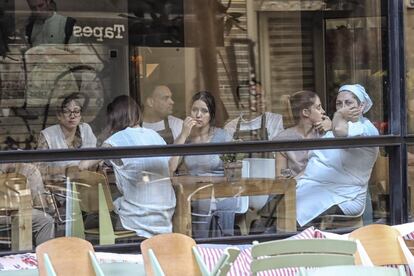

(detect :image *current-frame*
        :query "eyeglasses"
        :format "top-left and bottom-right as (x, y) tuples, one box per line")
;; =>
(62, 109), (81, 117)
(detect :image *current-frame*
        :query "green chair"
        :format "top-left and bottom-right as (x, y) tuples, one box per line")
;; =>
(251, 239), (357, 275)
(68, 169), (136, 245)
(296, 265), (407, 276)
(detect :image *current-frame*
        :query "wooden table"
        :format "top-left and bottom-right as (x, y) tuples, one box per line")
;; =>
(171, 176), (296, 236)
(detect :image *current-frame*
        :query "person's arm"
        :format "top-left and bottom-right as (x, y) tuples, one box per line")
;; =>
(36, 132), (49, 150)
(169, 117), (196, 174)
(332, 106), (361, 137)
(313, 115), (332, 134)
(78, 143), (111, 170)
(276, 152), (288, 177)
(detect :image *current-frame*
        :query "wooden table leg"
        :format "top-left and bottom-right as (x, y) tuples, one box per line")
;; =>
(11, 190), (32, 251)
(172, 184), (192, 236)
(276, 180), (296, 232)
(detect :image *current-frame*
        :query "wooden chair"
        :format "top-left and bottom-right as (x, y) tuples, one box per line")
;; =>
(36, 237), (104, 276)
(250, 239), (357, 275)
(66, 168), (135, 245)
(141, 233), (240, 276)
(0, 173), (32, 251)
(297, 265), (407, 276)
(349, 224), (412, 266)
(319, 205), (365, 230)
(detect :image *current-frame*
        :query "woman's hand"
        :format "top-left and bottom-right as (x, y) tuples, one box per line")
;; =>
(181, 116), (197, 139)
(336, 106), (361, 122)
(170, 117), (196, 174)
(313, 115), (332, 133)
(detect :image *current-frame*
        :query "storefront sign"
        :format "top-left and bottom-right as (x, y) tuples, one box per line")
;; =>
(73, 24), (126, 42)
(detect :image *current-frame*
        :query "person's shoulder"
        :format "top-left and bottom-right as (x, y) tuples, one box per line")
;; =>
(168, 115), (183, 124)
(361, 117), (380, 136)
(41, 124), (60, 134)
(224, 117), (239, 130)
(141, 127), (167, 144)
(265, 112), (283, 121)
(51, 12), (68, 21)
(79, 122), (93, 131)
(275, 127), (297, 139)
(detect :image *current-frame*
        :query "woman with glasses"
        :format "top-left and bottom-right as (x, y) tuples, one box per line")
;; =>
(37, 92), (96, 172)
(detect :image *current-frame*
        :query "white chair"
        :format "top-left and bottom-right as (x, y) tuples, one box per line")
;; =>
(236, 158), (276, 235)
(297, 265), (407, 276)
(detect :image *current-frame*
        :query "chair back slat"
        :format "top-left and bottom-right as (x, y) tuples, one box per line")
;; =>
(251, 254), (355, 273)
(251, 239), (357, 257)
(298, 265), (407, 276)
(251, 239), (357, 275)
(66, 168), (113, 212)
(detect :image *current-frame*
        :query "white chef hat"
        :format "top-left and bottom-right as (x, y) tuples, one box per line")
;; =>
(338, 84), (373, 114)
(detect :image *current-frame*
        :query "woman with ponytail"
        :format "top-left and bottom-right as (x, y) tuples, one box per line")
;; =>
(275, 90), (331, 177)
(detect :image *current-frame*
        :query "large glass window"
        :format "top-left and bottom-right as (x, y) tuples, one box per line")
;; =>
(0, 0), (403, 253)
(0, 145), (390, 251)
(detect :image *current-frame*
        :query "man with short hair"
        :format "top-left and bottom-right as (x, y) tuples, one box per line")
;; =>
(26, 0), (77, 46)
(142, 85), (183, 144)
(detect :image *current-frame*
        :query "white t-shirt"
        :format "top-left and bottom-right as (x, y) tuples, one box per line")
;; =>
(105, 127), (176, 237)
(142, 115), (183, 141)
(224, 112), (284, 140)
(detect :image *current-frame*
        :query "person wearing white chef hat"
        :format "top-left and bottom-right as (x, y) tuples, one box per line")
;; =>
(295, 84), (379, 227)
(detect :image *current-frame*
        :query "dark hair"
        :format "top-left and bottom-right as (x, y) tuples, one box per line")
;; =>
(191, 91), (216, 126)
(289, 90), (319, 124)
(59, 92), (86, 114)
(107, 95), (141, 133)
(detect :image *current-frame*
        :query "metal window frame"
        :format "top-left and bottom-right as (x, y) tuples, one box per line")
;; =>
(0, 0), (407, 254)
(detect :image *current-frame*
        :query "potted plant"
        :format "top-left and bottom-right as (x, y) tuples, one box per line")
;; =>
(220, 152), (246, 182)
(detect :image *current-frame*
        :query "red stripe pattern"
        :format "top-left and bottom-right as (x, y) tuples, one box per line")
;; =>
(197, 227), (324, 275)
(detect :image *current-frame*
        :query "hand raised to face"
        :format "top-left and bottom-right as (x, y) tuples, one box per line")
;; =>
(313, 115), (332, 133)
(336, 105), (362, 122)
(181, 116), (197, 138)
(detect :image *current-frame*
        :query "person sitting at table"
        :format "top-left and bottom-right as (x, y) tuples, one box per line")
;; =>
(0, 162), (55, 246)
(37, 92), (97, 175)
(80, 95), (176, 238)
(169, 91), (237, 238)
(275, 90), (331, 178)
(142, 85), (183, 144)
(296, 84), (379, 227)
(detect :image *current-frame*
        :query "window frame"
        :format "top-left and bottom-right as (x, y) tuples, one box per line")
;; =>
(0, 0), (409, 255)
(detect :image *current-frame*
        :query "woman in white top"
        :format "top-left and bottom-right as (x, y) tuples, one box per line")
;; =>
(82, 95), (175, 237)
(296, 84), (379, 227)
(37, 92), (96, 174)
(275, 90), (331, 177)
